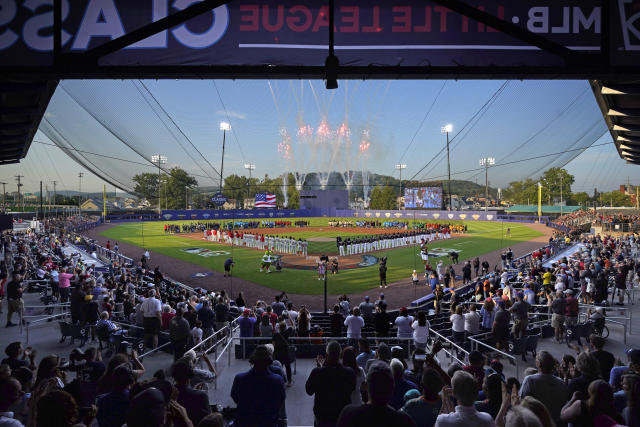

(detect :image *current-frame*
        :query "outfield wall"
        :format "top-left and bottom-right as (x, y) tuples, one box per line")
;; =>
(150, 209), (499, 222)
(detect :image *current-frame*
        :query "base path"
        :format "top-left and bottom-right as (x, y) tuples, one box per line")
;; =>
(83, 222), (553, 311)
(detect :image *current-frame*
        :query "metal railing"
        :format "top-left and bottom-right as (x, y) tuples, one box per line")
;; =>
(467, 335), (520, 380)
(24, 311), (71, 344)
(429, 328), (470, 366)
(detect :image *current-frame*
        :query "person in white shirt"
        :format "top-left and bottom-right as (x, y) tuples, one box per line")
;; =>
(450, 306), (465, 344)
(141, 289), (162, 350)
(435, 370), (495, 427)
(344, 307), (365, 344)
(463, 304), (481, 336)
(191, 320), (203, 346)
(411, 311), (430, 351)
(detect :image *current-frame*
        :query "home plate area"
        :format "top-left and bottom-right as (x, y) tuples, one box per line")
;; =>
(280, 254), (379, 270)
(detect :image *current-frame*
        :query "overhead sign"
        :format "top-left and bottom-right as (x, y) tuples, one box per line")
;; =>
(211, 192), (227, 206)
(1, 0), (639, 71)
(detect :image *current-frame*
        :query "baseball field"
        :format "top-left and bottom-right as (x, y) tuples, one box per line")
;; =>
(98, 218), (544, 295)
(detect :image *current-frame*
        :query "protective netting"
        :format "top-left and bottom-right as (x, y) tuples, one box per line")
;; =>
(35, 79), (610, 196)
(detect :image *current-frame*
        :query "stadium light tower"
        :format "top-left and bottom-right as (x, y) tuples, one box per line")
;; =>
(78, 172), (83, 211)
(151, 155), (167, 214)
(219, 122), (231, 194)
(441, 124), (453, 210)
(244, 163), (256, 205)
(395, 164), (407, 209)
(479, 157), (495, 212)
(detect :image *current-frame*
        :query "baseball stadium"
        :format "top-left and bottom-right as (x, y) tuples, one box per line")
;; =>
(2, 2), (640, 427)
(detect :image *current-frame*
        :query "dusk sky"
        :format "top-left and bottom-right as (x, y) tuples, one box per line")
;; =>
(1, 78), (633, 196)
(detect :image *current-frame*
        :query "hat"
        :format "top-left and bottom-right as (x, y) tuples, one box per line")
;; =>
(564, 289), (574, 295)
(243, 308), (251, 316)
(404, 389), (421, 402)
(380, 293), (384, 298)
(84, 295), (93, 301)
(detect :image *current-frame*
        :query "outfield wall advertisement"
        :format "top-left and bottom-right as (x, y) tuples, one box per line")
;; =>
(157, 208), (498, 221)
(2, 0), (638, 68)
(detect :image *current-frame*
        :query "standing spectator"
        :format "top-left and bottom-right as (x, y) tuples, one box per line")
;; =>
(231, 346), (286, 427)
(492, 301), (511, 353)
(435, 370), (495, 427)
(463, 351), (486, 385)
(568, 352), (603, 397)
(57, 268), (74, 303)
(190, 320), (203, 346)
(214, 297), (229, 332)
(480, 298), (496, 331)
(462, 261), (472, 284)
(550, 291), (566, 342)
(519, 351), (568, 425)
(330, 305), (344, 338)
(237, 309), (256, 338)
(260, 313), (274, 338)
(474, 374), (503, 418)
(589, 335), (615, 382)
(450, 306), (465, 344)
(271, 295), (286, 317)
(223, 257), (234, 278)
(359, 296), (375, 324)
(306, 341), (356, 427)
(564, 289), (579, 328)
(5, 274), (24, 328)
(272, 322), (292, 387)
(395, 308), (414, 339)
(356, 339), (374, 370)
(298, 306), (311, 337)
(509, 293), (530, 340)
(171, 359), (211, 426)
(141, 289), (162, 350)
(96, 364), (135, 427)
(337, 361), (416, 427)
(344, 307), (365, 345)
(197, 300), (215, 339)
(161, 305), (175, 330)
(169, 308), (191, 361)
(379, 259), (388, 289)
(374, 303), (391, 339)
(341, 346), (366, 406)
(401, 366), (448, 427)
(390, 358), (418, 410)
(561, 379), (624, 426)
(473, 258), (480, 277)
(464, 304), (481, 337)
(412, 312), (430, 351)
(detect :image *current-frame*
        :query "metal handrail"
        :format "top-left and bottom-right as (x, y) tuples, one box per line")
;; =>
(606, 320), (627, 345)
(467, 336), (520, 380)
(25, 312), (71, 344)
(138, 340), (173, 360)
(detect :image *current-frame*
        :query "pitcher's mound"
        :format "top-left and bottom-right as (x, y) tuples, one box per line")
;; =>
(280, 254), (379, 270)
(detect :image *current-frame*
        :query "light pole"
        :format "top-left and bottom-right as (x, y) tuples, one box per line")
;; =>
(0, 182), (6, 210)
(151, 155), (167, 214)
(479, 157), (495, 212)
(219, 122), (230, 195)
(395, 164), (407, 209)
(244, 163), (255, 207)
(441, 124), (453, 210)
(78, 172), (83, 212)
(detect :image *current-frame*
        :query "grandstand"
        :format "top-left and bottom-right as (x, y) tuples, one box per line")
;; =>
(1, 217), (639, 426)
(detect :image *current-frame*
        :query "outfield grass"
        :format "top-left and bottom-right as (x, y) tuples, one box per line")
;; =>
(100, 219), (543, 295)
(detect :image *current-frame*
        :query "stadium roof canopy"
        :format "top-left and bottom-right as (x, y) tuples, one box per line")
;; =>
(505, 205), (583, 214)
(1, 0), (640, 165)
(591, 80), (640, 165)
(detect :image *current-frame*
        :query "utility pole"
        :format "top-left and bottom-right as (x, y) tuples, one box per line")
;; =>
(39, 181), (43, 219)
(78, 172), (83, 211)
(52, 181), (57, 217)
(15, 175), (24, 211)
(219, 122), (230, 196)
(0, 182), (6, 210)
(441, 125), (453, 210)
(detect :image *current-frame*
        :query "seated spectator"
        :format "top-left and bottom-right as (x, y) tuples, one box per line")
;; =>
(337, 361), (416, 427)
(610, 349), (640, 391)
(0, 377), (24, 427)
(568, 352), (602, 397)
(96, 311), (119, 333)
(36, 390), (78, 427)
(231, 346), (286, 427)
(435, 370), (495, 427)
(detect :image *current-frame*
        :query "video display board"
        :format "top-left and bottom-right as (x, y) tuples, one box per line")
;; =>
(404, 187), (443, 209)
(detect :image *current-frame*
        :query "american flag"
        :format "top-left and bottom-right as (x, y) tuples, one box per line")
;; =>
(255, 193), (276, 208)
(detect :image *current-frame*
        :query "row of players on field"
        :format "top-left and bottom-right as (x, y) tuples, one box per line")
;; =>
(202, 228), (309, 256)
(335, 227), (453, 256)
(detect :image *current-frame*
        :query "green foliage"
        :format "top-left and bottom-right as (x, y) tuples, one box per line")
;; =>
(571, 192), (591, 206)
(503, 168), (575, 205)
(132, 173), (159, 204)
(134, 168), (197, 210)
(369, 185), (397, 209)
(598, 190), (633, 207)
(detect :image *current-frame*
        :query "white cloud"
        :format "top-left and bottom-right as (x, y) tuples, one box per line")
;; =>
(216, 110), (246, 120)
